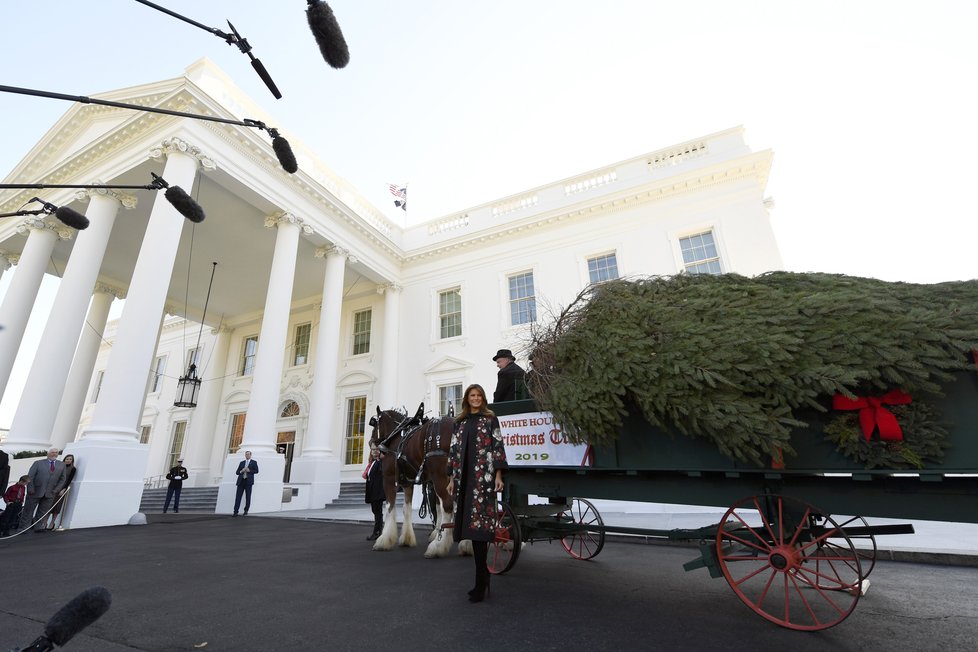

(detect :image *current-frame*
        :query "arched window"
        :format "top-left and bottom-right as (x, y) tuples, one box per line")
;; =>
(279, 400), (300, 418)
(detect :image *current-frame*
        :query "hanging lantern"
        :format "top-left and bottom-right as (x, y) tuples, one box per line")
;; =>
(174, 364), (201, 408)
(173, 261), (217, 409)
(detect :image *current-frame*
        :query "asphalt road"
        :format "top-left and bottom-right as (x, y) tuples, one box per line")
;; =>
(2, 516), (976, 651)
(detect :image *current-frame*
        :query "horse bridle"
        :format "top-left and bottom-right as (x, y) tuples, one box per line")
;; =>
(369, 409), (414, 455)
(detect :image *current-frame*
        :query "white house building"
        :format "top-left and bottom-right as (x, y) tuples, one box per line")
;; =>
(0, 59), (782, 529)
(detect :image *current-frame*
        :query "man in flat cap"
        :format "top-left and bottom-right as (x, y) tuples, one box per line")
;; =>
(163, 458), (189, 513)
(492, 348), (526, 403)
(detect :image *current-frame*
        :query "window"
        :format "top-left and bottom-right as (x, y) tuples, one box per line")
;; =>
(168, 421), (187, 470)
(280, 401), (300, 417)
(90, 371), (104, 403)
(240, 335), (258, 376)
(228, 413), (246, 454)
(508, 271), (537, 325)
(439, 288), (462, 339)
(139, 425), (152, 445)
(439, 384), (463, 417)
(186, 346), (202, 371)
(352, 310), (371, 355)
(293, 323), (311, 366)
(344, 396), (367, 465)
(147, 356), (166, 394)
(679, 231), (722, 275)
(588, 252), (619, 283)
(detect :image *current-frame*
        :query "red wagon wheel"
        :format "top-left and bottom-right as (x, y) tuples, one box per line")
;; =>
(716, 494), (862, 631)
(488, 501), (521, 575)
(557, 498), (606, 560)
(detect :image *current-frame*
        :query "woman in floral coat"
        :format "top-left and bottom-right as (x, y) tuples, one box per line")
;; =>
(447, 383), (508, 603)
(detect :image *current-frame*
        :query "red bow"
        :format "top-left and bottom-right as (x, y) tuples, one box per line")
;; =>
(832, 390), (912, 441)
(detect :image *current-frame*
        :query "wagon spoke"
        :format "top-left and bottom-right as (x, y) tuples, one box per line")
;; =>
(488, 501), (521, 575)
(730, 560), (776, 586)
(791, 568), (850, 616)
(721, 530), (771, 555)
(831, 515), (878, 580)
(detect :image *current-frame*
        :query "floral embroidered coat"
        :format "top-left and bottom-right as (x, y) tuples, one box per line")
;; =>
(448, 412), (508, 542)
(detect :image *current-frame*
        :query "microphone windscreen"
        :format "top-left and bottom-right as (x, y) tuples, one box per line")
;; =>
(272, 136), (299, 174)
(307, 1), (350, 69)
(44, 586), (112, 646)
(164, 186), (206, 223)
(54, 206), (90, 230)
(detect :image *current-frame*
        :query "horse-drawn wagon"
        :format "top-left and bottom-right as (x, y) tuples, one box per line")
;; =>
(486, 370), (978, 631)
(480, 272), (978, 631)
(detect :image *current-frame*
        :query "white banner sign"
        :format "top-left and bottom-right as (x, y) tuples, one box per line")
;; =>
(498, 411), (589, 466)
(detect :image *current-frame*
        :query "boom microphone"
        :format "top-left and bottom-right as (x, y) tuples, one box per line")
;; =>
(150, 173), (206, 223)
(306, 1), (350, 69)
(164, 186), (206, 223)
(271, 132), (299, 174)
(20, 586), (112, 651)
(54, 205), (90, 230)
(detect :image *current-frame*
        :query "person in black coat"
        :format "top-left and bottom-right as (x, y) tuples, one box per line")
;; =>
(448, 383), (508, 603)
(492, 349), (526, 403)
(45, 453), (77, 529)
(163, 458), (189, 513)
(363, 441), (385, 540)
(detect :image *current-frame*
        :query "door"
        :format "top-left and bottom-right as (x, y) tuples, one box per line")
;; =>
(277, 430), (296, 482)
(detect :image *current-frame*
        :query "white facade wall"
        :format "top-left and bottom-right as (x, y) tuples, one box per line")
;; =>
(73, 134), (782, 495)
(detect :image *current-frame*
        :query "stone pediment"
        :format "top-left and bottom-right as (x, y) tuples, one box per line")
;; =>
(337, 370), (377, 386)
(424, 356), (474, 375)
(1, 82), (185, 188)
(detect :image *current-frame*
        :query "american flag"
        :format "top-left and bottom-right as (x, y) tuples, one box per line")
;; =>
(388, 184), (407, 211)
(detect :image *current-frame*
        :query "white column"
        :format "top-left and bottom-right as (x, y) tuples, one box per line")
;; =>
(0, 218), (71, 406)
(82, 147), (202, 443)
(216, 211), (307, 515)
(6, 192), (129, 452)
(378, 282), (402, 409)
(185, 325), (232, 487)
(0, 250), (12, 284)
(66, 137), (212, 530)
(50, 284), (120, 450)
(289, 244), (349, 509)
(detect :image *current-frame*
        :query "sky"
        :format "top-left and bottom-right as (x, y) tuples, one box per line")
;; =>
(1, 0), (976, 427)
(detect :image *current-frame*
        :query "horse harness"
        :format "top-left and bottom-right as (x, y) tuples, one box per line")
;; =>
(371, 410), (449, 487)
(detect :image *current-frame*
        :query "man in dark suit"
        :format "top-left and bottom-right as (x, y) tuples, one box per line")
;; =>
(163, 458), (189, 513)
(21, 448), (67, 532)
(492, 349), (526, 403)
(233, 450), (259, 516)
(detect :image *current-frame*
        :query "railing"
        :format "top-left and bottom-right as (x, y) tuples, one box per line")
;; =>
(144, 475), (166, 489)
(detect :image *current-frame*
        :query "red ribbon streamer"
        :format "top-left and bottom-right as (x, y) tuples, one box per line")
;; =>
(832, 390), (912, 441)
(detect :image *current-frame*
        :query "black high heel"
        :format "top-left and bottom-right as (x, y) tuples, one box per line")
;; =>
(468, 573), (491, 603)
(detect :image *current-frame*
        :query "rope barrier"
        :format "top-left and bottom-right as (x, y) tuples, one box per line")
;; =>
(0, 484), (73, 541)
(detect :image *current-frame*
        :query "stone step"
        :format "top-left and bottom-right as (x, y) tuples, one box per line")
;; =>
(139, 487), (219, 513)
(330, 482), (404, 507)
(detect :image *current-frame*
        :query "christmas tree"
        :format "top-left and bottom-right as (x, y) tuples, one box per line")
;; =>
(526, 272), (978, 467)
